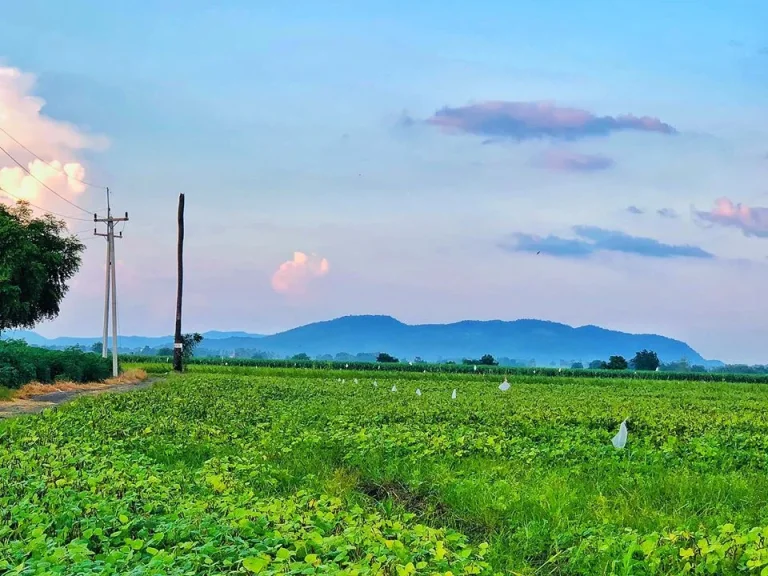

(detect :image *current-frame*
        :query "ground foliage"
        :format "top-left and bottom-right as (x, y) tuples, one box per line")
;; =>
(124, 354), (768, 383)
(0, 340), (112, 390)
(2, 366), (768, 574)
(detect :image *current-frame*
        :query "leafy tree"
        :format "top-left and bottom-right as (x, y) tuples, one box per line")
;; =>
(181, 333), (203, 360)
(157, 347), (173, 356)
(0, 202), (84, 334)
(462, 354), (498, 366)
(571, 362), (584, 369)
(291, 353), (310, 361)
(376, 352), (399, 363)
(91, 342), (103, 354)
(588, 360), (603, 369)
(603, 355), (628, 370)
(630, 349), (660, 371)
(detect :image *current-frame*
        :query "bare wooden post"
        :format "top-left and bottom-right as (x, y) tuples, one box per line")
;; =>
(173, 193), (185, 372)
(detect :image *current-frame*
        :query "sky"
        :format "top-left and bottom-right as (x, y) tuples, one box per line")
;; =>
(0, 1), (767, 363)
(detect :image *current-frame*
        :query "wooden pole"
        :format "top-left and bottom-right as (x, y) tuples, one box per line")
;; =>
(173, 193), (185, 372)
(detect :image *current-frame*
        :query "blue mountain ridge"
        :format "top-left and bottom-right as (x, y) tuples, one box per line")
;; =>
(2, 315), (717, 366)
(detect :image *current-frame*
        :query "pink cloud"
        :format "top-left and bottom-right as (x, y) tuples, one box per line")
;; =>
(0, 65), (107, 216)
(532, 149), (614, 172)
(424, 100), (676, 141)
(694, 198), (768, 237)
(271, 252), (330, 295)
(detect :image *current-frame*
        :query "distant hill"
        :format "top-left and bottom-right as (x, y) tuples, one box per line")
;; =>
(2, 315), (717, 366)
(0, 329), (263, 350)
(250, 315), (714, 366)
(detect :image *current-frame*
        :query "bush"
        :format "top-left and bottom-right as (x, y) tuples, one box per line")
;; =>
(0, 340), (113, 389)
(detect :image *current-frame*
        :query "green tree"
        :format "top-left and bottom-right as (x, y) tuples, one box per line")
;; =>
(291, 353), (310, 361)
(157, 347), (173, 356)
(588, 360), (603, 369)
(181, 333), (203, 360)
(90, 342), (103, 354)
(0, 202), (84, 334)
(376, 352), (399, 363)
(571, 362), (584, 369)
(462, 354), (498, 366)
(630, 349), (660, 371)
(604, 355), (628, 370)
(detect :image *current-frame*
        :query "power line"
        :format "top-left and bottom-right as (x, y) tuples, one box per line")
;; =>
(0, 125), (107, 189)
(0, 142), (92, 215)
(0, 184), (93, 222)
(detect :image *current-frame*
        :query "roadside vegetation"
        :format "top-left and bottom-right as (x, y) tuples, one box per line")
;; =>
(0, 339), (113, 392)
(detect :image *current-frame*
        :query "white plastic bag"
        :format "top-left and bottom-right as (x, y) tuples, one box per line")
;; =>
(416, 388), (422, 396)
(499, 378), (510, 392)
(373, 380), (378, 387)
(391, 385), (397, 392)
(451, 389), (457, 399)
(612, 420), (628, 449)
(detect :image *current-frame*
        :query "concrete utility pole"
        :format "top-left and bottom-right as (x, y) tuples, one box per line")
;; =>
(94, 187), (128, 377)
(173, 193), (185, 372)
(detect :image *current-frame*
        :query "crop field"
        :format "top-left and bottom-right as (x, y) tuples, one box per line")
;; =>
(3, 366), (768, 575)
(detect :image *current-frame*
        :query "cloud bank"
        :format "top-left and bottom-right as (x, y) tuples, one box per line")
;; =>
(0, 65), (107, 209)
(424, 101), (676, 141)
(694, 198), (768, 238)
(271, 252), (330, 295)
(500, 226), (713, 259)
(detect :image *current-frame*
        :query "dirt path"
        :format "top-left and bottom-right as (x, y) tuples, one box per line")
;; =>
(0, 378), (162, 419)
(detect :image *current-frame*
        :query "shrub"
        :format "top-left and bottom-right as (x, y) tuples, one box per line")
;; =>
(0, 340), (113, 389)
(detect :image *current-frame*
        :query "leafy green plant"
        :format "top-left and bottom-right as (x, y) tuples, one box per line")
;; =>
(0, 339), (112, 389)
(4, 365), (768, 574)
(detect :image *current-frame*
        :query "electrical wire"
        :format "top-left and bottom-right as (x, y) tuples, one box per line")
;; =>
(0, 143), (93, 215)
(0, 125), (107, 189)
(0, 184), (94, 222)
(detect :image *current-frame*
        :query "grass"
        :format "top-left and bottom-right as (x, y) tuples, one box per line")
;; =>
(0, 368), (148, 402)
(3, 366), (768, 574)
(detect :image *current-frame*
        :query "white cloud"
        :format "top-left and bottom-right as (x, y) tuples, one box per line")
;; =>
(271, 251), (330, 295)
(0, 65), (107, 212)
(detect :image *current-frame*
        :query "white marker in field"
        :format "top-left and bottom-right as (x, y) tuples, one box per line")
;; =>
(473, 365), (477, 371)
(612, 420), (628, 449)
(416, 388), (422, 396)
(391, 385), (397, 392)
(373, 380), (378, 387)
(499, 378), (510, 392)
(451, 389), (457, 399)
(354, 378), (358, 384)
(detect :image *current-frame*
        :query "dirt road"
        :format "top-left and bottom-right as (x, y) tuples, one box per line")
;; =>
(0, 378), (161, 419)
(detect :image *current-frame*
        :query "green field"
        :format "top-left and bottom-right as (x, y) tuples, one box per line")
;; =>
(3, 365), (768, 575)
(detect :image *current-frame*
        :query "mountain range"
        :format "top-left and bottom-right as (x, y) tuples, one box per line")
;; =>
(2, 315), (717, 366)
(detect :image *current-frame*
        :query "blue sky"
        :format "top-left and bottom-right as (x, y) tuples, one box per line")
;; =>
(0, 1), (767, 363)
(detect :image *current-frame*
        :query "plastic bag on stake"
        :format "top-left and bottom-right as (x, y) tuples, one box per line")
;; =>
(612, 420), (628, 449)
